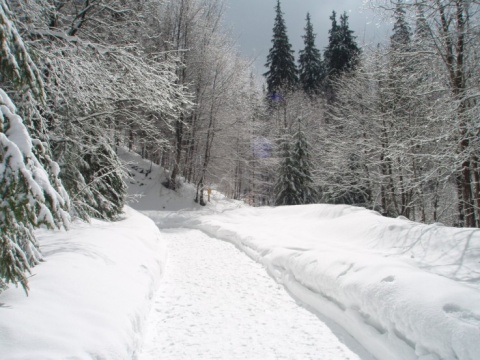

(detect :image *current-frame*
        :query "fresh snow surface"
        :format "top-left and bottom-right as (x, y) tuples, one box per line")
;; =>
(138, 227), (367, 360)
(0, 207), (165, 359)
(153, 204), (480, 360)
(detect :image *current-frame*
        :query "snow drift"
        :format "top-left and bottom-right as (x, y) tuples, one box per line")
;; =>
(0, 207), (165, 359)
(165, 204), (480, 360)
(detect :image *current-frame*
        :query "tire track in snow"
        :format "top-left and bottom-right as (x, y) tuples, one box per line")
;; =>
(139, 228), (365, 360)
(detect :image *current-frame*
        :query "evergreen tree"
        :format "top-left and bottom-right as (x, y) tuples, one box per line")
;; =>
(388, 1), (413, 120)
(274, 131), (297, 205)
(390, 1), (411, 50)
(324, 11), (361, 78)
(264, 0), (298, 97)
(274, 122), (317, 205)
(291, 122), (317, 204)
(0, 0), (69, 294)
(414, 4), (430, 42)
(0, 1), (44, 101)
(298, 13), (324, 95)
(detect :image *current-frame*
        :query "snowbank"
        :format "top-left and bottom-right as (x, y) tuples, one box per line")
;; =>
(0, 207), (165, 360)
(172, 204), (480, 360)
(122, 148), (480, 359)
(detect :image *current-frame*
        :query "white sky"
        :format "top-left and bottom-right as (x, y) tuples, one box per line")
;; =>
(223, 0), (391, 74)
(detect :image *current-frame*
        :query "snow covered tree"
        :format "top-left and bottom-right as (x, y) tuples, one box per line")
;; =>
(63, 141), (126, 220)
(298, 13), (325, 95)
(274, 131), (296, 205)
(264, 0), (298, 97)
(274, 122), (317, 205)
(290, 121), (317, 204)
(365, 0), (480, 227)
(418, 0), (480, 227)
(390, 1), (411, 50)
(0, 1), (44, 101)
(12, 0), (189, 219)
(0, 0), (69, 294)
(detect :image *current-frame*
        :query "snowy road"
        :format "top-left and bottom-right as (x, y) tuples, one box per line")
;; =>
(138, 226), (366, 360)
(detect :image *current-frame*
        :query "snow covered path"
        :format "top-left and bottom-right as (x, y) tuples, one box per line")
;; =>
(139, 227), (367, 360)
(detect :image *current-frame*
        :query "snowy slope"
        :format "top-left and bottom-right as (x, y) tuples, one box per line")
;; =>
(0, 207), (165, 359)
(122, 150), (480, 360)
(121, 148), (203, 212)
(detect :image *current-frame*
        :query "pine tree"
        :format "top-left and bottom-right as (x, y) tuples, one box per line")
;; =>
(298, 13), (324, 95)
(0, 0), (69, 292)
(324, 11), (361, 78)
(414, 4), (430, 42)
(0, 1), (44, 101)
(274, 130), (297, 205)
(291, 122), (317, 204)
(0, 0), (69, 294)
(390, 1), (411, 50)
(264, 0), (298, 97)
(388, 1), (413, 118)
(274, 122), (317, 205)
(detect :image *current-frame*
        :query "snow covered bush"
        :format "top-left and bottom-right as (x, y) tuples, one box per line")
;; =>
(62, 142), (126, 220)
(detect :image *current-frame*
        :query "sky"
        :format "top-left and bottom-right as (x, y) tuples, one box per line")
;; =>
(223, 0), (391, 74)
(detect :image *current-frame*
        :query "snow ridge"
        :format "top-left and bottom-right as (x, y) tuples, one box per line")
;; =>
(173, 206), (480, 360)
(0, 208), (165, 359)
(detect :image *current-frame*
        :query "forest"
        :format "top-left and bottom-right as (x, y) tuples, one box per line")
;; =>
(1, 0), (480, 293)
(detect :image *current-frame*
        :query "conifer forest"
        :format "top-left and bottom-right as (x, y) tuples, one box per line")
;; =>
(2, 0), (480, 291)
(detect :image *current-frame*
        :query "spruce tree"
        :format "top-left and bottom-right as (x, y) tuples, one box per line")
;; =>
(0, 0), (69, 294)
(388, 1), (412, 109)
(298, 13), (324, 95)
(324, 11), (361, 78)
(390, 1), (411, 50)
(291, 122), (317, 204)
(414, 4), (429, 42)
(274, 130), (297, 205)
(274, 122), (317, 205)
(264, 0), (298, 97)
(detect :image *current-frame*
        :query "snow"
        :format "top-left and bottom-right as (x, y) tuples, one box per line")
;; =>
(166, 204), (480, 360)
(0, 88), (17, 113)
(0, 207), (165, 359)
(2, 104), (32, 158)
(121, 148), (203, 212)
(1, 148), (480, 360)
(139, 228), (366, 360)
